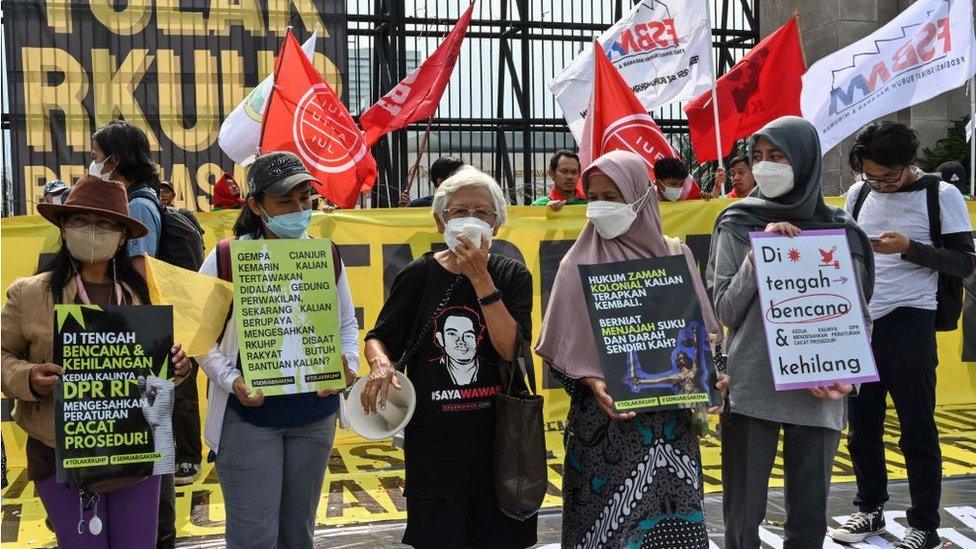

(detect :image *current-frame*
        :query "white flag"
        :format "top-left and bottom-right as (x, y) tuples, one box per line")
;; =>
(218, 31), (318, 165)
(549, 0), (713, 141)
(801, 0), (976, 155)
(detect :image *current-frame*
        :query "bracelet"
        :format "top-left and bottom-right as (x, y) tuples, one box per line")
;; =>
(478, 289), (504, 306)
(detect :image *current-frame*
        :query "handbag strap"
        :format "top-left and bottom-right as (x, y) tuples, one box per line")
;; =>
(395, 273), (463, 371)
(500, 335), (537, 396)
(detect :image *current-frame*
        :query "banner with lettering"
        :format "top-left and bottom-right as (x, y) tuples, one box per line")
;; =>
(580, 256), (718, 413)
(3, 0), (347, 215)
(54, 304), (174, 483)
(231, 239), (344, 395)
(750, 230), (878, 390)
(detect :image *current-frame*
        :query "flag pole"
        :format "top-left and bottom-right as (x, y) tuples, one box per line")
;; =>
(970, 78), (975, 197)
(257, 27), (292, 161)
(705, 1), (724, 189)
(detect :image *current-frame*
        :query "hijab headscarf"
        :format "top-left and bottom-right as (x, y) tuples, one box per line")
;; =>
(706, 116), (875, 300)
(213, 173), (244, 209)
(536, 150), (721, 379)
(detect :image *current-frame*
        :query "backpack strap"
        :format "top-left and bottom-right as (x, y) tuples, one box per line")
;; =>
(216, 238), (233, 282)
(851, 183), (871, 221)
(926, 180), (942, 246)
(215, 238), (235, 344)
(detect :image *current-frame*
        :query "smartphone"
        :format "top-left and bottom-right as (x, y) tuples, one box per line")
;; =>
(869, 235), (883, 242)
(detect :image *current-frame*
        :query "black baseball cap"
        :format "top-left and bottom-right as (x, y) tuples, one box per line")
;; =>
(247, 152), (316, 196)
(159, 180), (174, 191)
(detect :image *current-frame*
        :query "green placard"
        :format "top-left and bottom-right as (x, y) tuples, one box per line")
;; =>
(232, 239), (344, 395)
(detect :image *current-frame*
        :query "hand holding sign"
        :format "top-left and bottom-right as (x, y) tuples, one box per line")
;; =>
(582, 377), (636, 421)
(809, 381), (854, 400)
(29, 363), (63, 396)
(233, 377), (264, 407)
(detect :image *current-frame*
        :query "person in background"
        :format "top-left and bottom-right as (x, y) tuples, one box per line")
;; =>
(532, 150), (585, 211)
(654, 157), (702, 202)
(937, 160), (970, 199)
(156, 180), (206, 486)
(212, 173), (245, 210)
(40, 180), (70, 205)
(90, 121), (161, 279)
(537, 150), (726, 547)
(199, 152), (359, 548)
(361, 167), (536, 549)
(707, 116), (874, 548)
(1, 176), (190, 547)
(727, 156), (757, 198)
(404, 156), (466, 208)
(829, 123), (975, 549)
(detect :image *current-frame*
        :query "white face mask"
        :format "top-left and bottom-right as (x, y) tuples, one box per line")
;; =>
(88, 158), (114, 181)
(661, 185), (683, 202)
(63, 224), (123, 263)
(752, 161), (795, 198)
(443, 217), (493, 252)
(585, 190), (650, 240)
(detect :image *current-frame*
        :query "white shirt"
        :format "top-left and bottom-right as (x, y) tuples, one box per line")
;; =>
(846, 179), (972, 320)
(196, 234), (360, 455)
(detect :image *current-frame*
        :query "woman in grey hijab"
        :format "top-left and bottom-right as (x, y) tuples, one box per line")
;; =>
(706, 116), (874, 548)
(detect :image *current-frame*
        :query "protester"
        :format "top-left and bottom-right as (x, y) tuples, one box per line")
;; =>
(654, 157), (702, 201)
(361, 166), (536, 548)
(198, 152), (359, 548)
(89, 119), (182, 547)
(40, 180), (69, 205)
(1, 176), (190, 547)
(727, 156), (756, 198)
(532, 150), (585, 210)
(706, 116), (875, 548)
(90, 121), (161, 279)
(211, 172), (245, 210)
(536, 150), (726, 547)
(937, 160), (970, 199)
(154, 181), (207, 486)
(828, 122), (975, 549)
(404, 156), (466, 207)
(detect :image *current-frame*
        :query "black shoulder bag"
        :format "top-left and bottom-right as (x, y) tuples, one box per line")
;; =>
(494, 336), (547, 520)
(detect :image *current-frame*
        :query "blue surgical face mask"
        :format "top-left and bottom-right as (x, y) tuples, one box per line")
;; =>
(260, 206), (311, 239)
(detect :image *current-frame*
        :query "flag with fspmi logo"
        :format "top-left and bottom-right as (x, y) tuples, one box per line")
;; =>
(801, 0), (976, 155)
(549, 0), (713, 141)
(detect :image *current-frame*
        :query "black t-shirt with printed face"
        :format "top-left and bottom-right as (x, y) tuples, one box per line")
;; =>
(366, 253), (533, 499)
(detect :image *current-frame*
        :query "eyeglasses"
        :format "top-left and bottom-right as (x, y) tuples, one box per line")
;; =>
(443, 207), (497, 223)
(860, 166), (908, 189)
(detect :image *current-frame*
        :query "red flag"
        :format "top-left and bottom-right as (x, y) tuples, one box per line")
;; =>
(260, 31), (377, 209)
(360, 2), (474, 149)
(579, 41), (678, 181)
(684, 17), (805, 162)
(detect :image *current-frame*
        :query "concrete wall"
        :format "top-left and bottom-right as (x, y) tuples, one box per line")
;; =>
(761, 0), (972, 195)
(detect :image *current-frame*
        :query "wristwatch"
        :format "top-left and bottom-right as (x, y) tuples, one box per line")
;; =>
(478, 289), (504, 306)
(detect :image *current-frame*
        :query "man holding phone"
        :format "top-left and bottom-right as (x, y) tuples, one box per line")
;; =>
(829, 122), (975, 549)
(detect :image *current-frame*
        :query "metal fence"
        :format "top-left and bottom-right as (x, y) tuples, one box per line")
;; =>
(0, 0), (760, 213)
(350, 0), (760, 207)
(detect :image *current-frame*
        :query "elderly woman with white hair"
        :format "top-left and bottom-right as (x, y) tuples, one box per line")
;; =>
(362, 166), (536, 548)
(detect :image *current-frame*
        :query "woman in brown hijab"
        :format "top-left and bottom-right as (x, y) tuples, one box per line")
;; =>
(537, 150), (725, 548)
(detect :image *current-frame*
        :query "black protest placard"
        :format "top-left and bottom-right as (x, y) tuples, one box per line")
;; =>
(54, 305), (174, 484)
(579, 256), (717, 413)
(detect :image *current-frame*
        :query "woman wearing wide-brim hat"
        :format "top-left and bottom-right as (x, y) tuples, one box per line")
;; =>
(2, 175), (191, 548)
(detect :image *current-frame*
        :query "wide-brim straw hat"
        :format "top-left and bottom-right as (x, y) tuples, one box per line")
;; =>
(37, 176), (149, 238)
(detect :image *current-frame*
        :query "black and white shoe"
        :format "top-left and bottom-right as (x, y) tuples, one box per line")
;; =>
(894, 528), (942, 549)
(174, 463), (200, 486)
(827, 507), (886, 543)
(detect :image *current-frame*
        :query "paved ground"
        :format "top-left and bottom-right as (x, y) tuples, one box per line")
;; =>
(175, 478), (976, 548)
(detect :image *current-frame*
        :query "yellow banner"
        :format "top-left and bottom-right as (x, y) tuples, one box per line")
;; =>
(2, 200), (976, 546)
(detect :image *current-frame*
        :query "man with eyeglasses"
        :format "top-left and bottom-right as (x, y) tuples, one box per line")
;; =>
(829, 121), (975, 549)
(532, 150), (585, 211)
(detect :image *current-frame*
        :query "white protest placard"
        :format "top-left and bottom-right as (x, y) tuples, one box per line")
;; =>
(750, 229), (878, 390)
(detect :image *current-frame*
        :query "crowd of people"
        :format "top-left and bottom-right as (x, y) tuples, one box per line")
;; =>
(2, 114), (972, 549)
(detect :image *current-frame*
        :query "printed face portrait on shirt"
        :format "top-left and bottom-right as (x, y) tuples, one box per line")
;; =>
(434, 306), (486, 386)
